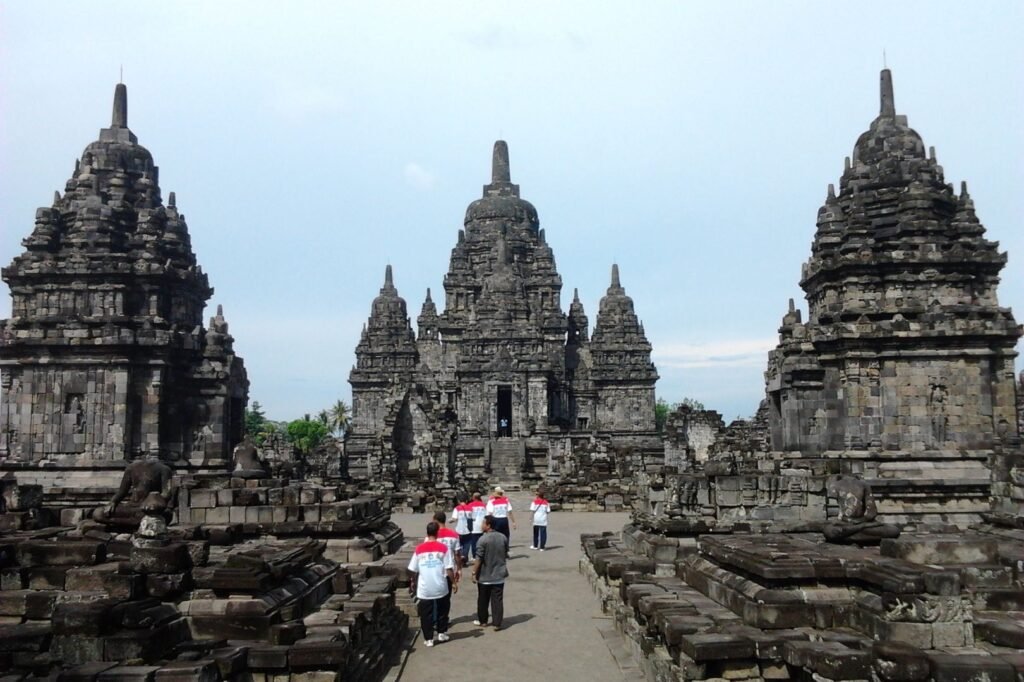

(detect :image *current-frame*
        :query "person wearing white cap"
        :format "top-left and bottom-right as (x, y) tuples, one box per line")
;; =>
(485, 486), (516, 542)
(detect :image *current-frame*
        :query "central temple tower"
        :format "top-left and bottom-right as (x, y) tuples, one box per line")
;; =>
(347, 142), (660, 488)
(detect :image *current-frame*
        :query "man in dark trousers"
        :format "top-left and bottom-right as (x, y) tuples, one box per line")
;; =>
(472, 514), (509, 630)
(408, 521), (457, 647)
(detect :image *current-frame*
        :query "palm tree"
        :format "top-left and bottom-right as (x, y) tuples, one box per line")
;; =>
(316, 410), (331, 428)
(329, 399), (350, 438)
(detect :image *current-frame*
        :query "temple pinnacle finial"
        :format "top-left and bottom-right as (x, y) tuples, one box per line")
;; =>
(216, 304), (224, 317)
(385, 264), (393, 287)
(611, 263), (621, 288)
(168, 191), (176, 208)
(573, 288), (580, 303)
(112, 83), (128, 128)
(425, 287), (432, 302)
(788, 298), (796, 313)
(492, 140), (511, 183)
(880, 68), (895, 118)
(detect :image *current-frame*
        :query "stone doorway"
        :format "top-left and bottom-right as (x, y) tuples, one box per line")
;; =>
(496, 385), (512, 437)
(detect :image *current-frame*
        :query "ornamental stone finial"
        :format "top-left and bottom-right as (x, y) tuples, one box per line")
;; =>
(112, 83), (128, 128)
(492, 140), (511, 184)
(880, 69), (895, 118)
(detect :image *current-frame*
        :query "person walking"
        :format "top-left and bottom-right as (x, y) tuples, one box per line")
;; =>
(449, 494), (472, 565)
(433, 511), (463, 581)
(472, 514), (509, 630)
(529, 491), (551, 551)
(467, 491), (487, 558)
(408, 521), (457, 647)
(486, 486), (516, 543)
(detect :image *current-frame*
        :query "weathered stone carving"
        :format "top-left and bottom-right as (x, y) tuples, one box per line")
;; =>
(232, 434), (268, 479)
(823, 475), (900, 544)
(93, 456), (175, 529)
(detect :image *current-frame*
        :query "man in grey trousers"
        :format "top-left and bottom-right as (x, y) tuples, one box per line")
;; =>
(472, 514), (509, 630)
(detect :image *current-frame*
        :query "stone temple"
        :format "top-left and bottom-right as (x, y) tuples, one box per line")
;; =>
(0, 84), (249, 488)
(346, 141), (661, 490)
(764, 69), (1022, 525)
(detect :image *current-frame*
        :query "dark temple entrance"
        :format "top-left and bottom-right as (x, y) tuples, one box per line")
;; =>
(496, 385), (512, 437)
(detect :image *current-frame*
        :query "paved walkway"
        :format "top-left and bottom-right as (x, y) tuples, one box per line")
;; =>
(390, 491), (640, 681)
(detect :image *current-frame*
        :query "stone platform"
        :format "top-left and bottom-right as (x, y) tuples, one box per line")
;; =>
(0, 486), (413, 681)
(582, 524), (1024, 682)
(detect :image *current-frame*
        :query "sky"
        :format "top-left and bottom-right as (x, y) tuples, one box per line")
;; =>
(1, 2), (1021, 422)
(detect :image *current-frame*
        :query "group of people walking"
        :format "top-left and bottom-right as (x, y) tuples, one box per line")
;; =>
(406, 486), (552, 647)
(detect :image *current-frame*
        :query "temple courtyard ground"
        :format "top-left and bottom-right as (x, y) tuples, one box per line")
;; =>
(390, 491), (642, 681)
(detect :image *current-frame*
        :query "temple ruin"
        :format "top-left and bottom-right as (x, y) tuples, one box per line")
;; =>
(0, 65), (1021, 681)
(765, 69), (1021, 525)
(346, 141), (661, 492)
(584, 69), (1024, 682)
(0, 85), (411, 681)
(0, 84), (249, 491)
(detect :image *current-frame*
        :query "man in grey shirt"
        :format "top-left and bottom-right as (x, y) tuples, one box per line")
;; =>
(472, 514), (509, 630)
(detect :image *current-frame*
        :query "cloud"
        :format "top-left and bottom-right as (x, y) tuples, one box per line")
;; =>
(403, 162), (436, 190)
(267, 84), (348, 122)
(653, 337), (776, 370)
(458, 25), (533, 50)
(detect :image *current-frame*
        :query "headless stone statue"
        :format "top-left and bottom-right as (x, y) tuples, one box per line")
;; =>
(93, 456), (175, 530)
(232, 435), (268, 479)
(823, 475), (900, 545)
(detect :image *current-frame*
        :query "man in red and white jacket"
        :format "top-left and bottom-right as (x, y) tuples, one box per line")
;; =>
(449, 494), (472, 564)
(433, 511), (463, 580)
(467, 492), (488, 558)
(408, 521), (457, 647)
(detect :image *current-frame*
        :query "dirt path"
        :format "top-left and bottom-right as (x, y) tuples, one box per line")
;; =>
(390, 491), (640, 681)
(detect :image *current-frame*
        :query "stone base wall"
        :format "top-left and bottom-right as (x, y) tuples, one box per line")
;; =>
(580, 524), (1024, 682)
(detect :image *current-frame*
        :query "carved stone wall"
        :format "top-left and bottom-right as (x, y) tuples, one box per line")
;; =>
(763, 70), (1021, 524)
(347, 142), (660, 492)
(0, 85), (247, 478)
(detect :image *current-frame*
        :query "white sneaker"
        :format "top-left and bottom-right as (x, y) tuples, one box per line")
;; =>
(529, 546), (536, 550)
(539, 548), (545, 552)
(437, 632), (451, 643)
(473, 619), (483, 626)
(425, 638), (435, 647)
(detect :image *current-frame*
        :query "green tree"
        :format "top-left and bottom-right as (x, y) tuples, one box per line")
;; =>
(680, 397), (705, 411)
(655, 397), (707, 433)
(245, 400), (267, 436)
(316, 410), (331, 428)
(655, 398), (671, 434)
(286, 418), (328, 456)
(328, 399), (350, 438)
(254, 419), (282, 446)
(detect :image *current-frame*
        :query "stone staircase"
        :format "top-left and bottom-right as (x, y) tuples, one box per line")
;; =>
(489, 439), (524, 483)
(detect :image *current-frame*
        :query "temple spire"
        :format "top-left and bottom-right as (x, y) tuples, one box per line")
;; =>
(611, 263), (621, 289)
(384, 264), (394, 288)
(112, 83), (128, 128)
(492, 140), (511, 183)
(425, 287), (433, 303)
(879, 68), (895, 118)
